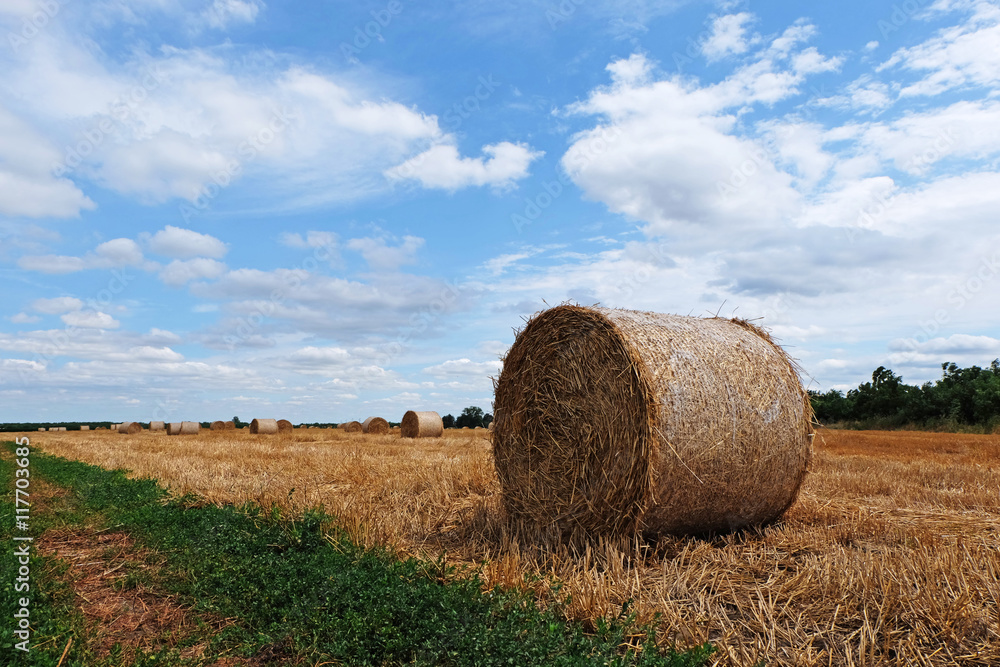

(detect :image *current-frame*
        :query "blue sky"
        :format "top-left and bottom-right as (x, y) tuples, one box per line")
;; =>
(2, 0), (999, 423)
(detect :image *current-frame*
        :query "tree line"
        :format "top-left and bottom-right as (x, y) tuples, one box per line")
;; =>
(809, 360), (1000, 430)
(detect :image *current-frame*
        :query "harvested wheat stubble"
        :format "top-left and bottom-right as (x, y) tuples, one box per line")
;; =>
(210, 420), (226, 431)
(166, 423), (182, 436)
(362, 416), (390, 434)
(177, 422), (200, 435)
(400, 411), (443, 438)
(493, 305), (813, 541)
(250, 418), (278, 435)
(277, 419), (294, 433)
(340, 420), (363, 433)
(149, 421), (165, 432)
(118, 422), (142, 435)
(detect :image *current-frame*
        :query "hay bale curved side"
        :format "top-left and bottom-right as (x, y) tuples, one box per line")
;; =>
(166, 422), (182, 435)
(400, 411), (443, 438)
(492, 305), (813, 540)
(178, 421), (200, 435)
(118, 422), (142, 435)
(150, 421), (165, 432)
(277, 419), (294, 433)
(250, 418), (278, 434)
(340, 420), (363, 433)
(362, 416), (390, 434)
(210, 420), (226, 430)
(224, 421), (236, 430)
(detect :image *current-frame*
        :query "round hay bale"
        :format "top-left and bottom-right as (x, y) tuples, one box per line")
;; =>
(340, 420), (363, 433)
(277, 419), (294, 433)
(400, 411), (443, 438)
(210, 420), (226, 431)
(362, 416), (390, 434)
(166, 422), (182, 435)
(492, 305), (813, 540)
(250, 418), (278, 434)
(150, 421), (165, 432)
(118, 422), (141, 435)
(111, 424), (118, 431)
(178, 421), (200, 435)
(80, 425), (90, 431)
(38, 427), (45, 431)
(225, 421), (236, 430)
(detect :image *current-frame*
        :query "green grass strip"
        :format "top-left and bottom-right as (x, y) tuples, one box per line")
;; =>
(11, 444), (713, 666)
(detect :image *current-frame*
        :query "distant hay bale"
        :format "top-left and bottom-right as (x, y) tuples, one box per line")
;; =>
(178, 421), (200, 435)
(488, 421), (494, 431)
(166, 422), (182, 435)
(80, 425), (90, 431)
(340, 420), (363, 433)
(150, 421), (165, 432)
(225, 421), (236, 430)
(400, 411), (443, 438)
(492, 305), (813, 541)
(38, 428), (45, 431)
(277, 419), (294, 433)
(210, 420), (226, 431)
(111, 424), (118, 431)
(250, 418), (278, 435)
(118, 422), (141, 435)
(362, 416), (390, 434)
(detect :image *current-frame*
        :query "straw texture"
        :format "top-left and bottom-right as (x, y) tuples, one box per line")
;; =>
(362, 416), (390, 434)
(277, 419), (294, 433)
(80, 425), (90, 431)
(178, 421), (200, 435)
(340, 420), (363, 433)
(210, 420), (226, 430)
(166, 422), (182, 436)
(400, 411), (443, 438)
(150, 421), (165, 432)
(118, 422), (141, 435)
(251, 418), (278, 435)
(225, 421), (236, 430)
(492, 305), (813, 541)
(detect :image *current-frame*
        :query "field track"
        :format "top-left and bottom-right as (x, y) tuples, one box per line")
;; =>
(22, 427), (1000, 666)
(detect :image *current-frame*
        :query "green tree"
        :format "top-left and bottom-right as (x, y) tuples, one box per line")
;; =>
(441, 414), (455, 429)
(455, 406), (484, 429)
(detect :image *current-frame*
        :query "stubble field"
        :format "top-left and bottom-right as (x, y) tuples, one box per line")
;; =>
(25, 427), (1000, 666)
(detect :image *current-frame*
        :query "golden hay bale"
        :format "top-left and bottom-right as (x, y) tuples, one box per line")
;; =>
(277, 419), (294, 433)
(111, 424), (118, 431)
(150, 421), (165, 432)
(492, 305), (813, 540)
(80, 425), (90, 431)
(225, 421), (236, 430)
(38, 428), (45, 431)
(250, 418), (278, 435)
(340, 420), (363, 433)
(400, 411), (443, 438)
(178, 421), (200, 435)
(210, 420), (226, 431)
(488, 421), (494, 431)
(362, 416), (390, 434)
(166, 422), (182, 435)
(118, 422), (142, 435)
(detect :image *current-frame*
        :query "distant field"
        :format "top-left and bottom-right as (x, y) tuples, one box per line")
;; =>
(23, 427), (1000, 666)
